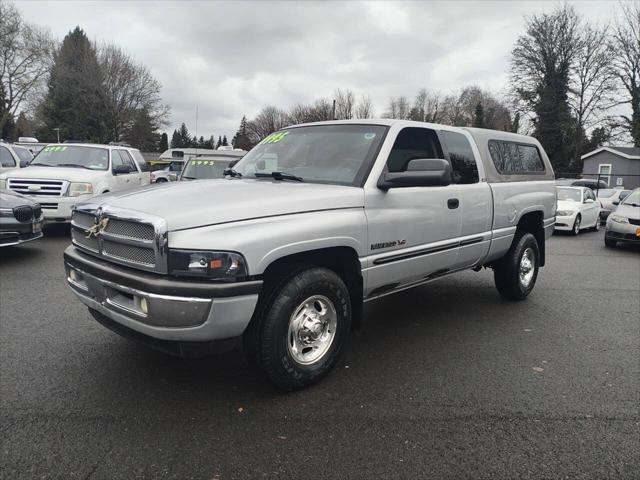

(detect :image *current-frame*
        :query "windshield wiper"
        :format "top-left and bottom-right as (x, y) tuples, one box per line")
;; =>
(30, 162), (53, 167)
(56, 163), (92, 170)
(223, 168), (242, 178)
(255, 171), (304, 182)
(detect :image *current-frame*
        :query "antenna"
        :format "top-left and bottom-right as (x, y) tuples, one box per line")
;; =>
(195, 105), (198, 155)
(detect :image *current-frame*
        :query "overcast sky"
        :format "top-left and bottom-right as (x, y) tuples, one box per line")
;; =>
(16, 0), (620, 139)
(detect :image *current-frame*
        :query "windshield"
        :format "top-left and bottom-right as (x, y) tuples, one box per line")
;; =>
(181, 159), (231, 180)
(597, 189), (616, 198)
(31, 146), (109, 170)
(557, 187), (582, 202)
(232, 124), (388, 186)
(622, 190), (640, 206)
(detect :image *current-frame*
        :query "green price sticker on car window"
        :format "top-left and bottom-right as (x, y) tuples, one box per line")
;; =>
(259, 131), (289, 145)
(45, 146), (66, 152)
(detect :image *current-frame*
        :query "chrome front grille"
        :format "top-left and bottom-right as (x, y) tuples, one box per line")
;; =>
(70, 206), (168, 273)
(8, 178), (68, 197)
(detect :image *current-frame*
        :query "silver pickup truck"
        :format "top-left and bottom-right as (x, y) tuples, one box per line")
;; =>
(64, 120), (556, 390)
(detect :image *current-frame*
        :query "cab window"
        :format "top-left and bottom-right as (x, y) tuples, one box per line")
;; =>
(386, 127), (444, 173)
(440, 131), (479, 184)
(117, 150), (138, 172)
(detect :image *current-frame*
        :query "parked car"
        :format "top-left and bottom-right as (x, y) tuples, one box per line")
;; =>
(604, 188), (640, 248)
(64, 119), (556, 390)
(555, 186), (601, 235)
(0, 141), (34, 173)
(151, 161), (183, 183)
(0, 190), (43, 247)
(180, 152), (246, 181)
(597, 188), (632, 221)
(571, 178), (608, 191)
(0, 143), (150, 223)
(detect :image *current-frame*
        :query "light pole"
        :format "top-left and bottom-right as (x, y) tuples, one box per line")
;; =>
(53, 128), (60, 143)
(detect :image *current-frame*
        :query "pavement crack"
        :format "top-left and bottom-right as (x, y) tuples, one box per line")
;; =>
(84, 445), (113, 480)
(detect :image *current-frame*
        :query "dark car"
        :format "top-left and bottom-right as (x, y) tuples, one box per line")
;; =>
(0, 190), (43, 247)
(571, 179), (608, 191)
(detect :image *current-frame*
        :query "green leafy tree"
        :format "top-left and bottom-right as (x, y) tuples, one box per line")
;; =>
(40, 27), (107, 142)
(158, 132), (168, 152)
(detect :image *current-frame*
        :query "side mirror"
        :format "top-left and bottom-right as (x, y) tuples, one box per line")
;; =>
(613, 200), (620, 206)
(112, 164), (131, 175)
(378, 158), (451, 190)
(19, 159), (30, 168)
(584, 198), (595, 204)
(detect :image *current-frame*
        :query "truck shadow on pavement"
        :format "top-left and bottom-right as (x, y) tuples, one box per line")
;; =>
(76, 272), (527, 406)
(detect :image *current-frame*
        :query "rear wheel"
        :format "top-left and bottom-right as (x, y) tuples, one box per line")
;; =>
(243, 267), (351, 390)
(593, 215), (601, 231)
(571, 215), (581, 236)
(155, 178), (168, 183)
(494, 232), (540, 301)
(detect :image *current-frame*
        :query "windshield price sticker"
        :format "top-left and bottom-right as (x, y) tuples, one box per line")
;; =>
(193, 160), (216, 166)
(259, 131), (289, 145)
(44, 146), (67, 152)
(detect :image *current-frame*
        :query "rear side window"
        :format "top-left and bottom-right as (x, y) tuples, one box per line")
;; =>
(172, 150), (184, 158)
(0, 146), (16, 167)
(131, 150), (149, 172)
(386, 127), (443, 173)
(14, 147), (33, 164)
(440, 131), (479, 184)
(488, 140), (545, 174)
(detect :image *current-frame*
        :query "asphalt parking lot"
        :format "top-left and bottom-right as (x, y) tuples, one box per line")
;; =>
(1, 226), (638, 479)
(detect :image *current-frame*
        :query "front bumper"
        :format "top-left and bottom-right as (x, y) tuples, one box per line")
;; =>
(0, 217), (43, 247)
(554, 213), (577, 231)
(20, 195), (87, 222)
(605, 219), (640, 244)
(64, 246), (262, 342)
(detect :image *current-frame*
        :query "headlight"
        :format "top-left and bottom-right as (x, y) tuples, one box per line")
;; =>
(68, 182), (94, 197)
(610, 214), (629, 224)
(168, 250), (248, 280)
(556, 210), (575, 217)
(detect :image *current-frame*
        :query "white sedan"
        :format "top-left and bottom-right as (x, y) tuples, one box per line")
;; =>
(554, 186), (601, 235)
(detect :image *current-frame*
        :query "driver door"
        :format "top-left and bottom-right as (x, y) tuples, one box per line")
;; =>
(111, 150), (135, 190)
(364, 127), (461, 297)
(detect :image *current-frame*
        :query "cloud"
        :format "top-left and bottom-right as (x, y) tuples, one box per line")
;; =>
(16, 0), (616, 138)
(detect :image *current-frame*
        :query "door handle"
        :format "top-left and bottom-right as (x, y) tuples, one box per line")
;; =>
(447, 198), (459, 209)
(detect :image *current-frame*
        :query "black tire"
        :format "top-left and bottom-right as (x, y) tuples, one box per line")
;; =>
(571, 215), (581, 236)
(604, 235), (617, 248)
(155, 178), (168, 183)
(243, 267), (351, 391)
(493, 232), (540, 301)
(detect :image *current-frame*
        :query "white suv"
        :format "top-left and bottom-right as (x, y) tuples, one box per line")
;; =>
(0, 143), (150, 223)
(0, 141), (34, 173)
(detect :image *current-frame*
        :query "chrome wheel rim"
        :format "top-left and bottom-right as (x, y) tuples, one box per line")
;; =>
(574, 217), (580, 234)
(287, 295), (337, 365)
(519, 248), (535, 288)
(595, 218), (601, 230)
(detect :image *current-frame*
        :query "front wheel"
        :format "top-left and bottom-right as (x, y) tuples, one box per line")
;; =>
(593, 216), (601, 231)
(604, 235), (617, 248)
(493, 232), (540, 301)
(244, 267), (352, 391)
(571, 215), (581, 236)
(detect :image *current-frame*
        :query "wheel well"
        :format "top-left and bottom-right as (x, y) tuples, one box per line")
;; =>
(262, 247), (364, 328)
(516, 211), (545, 266)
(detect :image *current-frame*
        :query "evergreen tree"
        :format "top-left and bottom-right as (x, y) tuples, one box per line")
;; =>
(159, 132), (168, 152)
(203, 135), (215, 149)
(176, 123), (191, 147)
(232, 115), (253, 150)
(222, 135), (228, 146)
(41, 27), (107, 143)
(15, 112), (33, 138)
(170, 129), (180, 148)
(198, 135), (205, 148)
(473, 102), (485, 128)
(216, 135), (222, 148)
(123, 107), (159, 151)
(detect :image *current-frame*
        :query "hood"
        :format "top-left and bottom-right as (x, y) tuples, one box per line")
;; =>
(614, 203), (640, 220)
(0, 166), (108, 183)
(0, 189), (39, 208)
(83, 179), (364, 231)
(556, 199), (580, 212)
